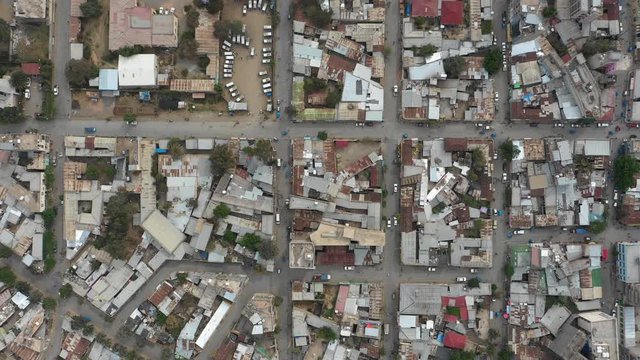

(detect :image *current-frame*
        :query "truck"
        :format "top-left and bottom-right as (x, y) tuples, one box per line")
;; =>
(312, 273), (331, 281)
(570, 228), (589, 235)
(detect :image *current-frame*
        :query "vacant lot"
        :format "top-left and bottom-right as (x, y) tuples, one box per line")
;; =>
(14, 24), (48, 62)
(221, 1), (273, 116)
(82, 0), (111, 65)
(336, 141), (381, 170)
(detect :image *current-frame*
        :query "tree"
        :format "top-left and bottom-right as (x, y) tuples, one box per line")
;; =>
(42, 297), (57, 310)
(0, 245), (11, 258)
(118, 45), (144, 57)
(257, 240), (277, 259)
(450, 350), (475, 360)
(467, 277), (480, 288)
(582, 38), (613, 57)
(317, 327), (337, 342)
(222, 229), (236, 245)
(497, 348), (515, 360)
(165, 314), (185, 338)
(499, 140), (520, 161)
(167, 138), (185, 160)
(59, 283), (73, 299)
(185, 8), (200, 29)
(123, 113), (136, 124)
(303, 2), (332, 28)
(471, 148), (486, 168)
(80, 0), (103, 18)
(0, 19), (9, 43)
(589, 220), (606, 234)
(155, 312), (168, 325)
(483, 47), (502, 75)
(325, 90), (340, 108)
(177, 33), (199, 60)
(303, 77), (327, 93)
(0, 267), (15, 286)
(213, 20), (243, 39)
(176, 272), (188, 285)
(66, 59), (98, 88)
(239, 233), (261, 251)
(205, 0), (223, 14)
(504, 262), (515, 278)
(242, 139), (275, 163)
(415, 44), (438, 58)
(414, 16), (427, 29)
(94, 192), (137, 259)
(71, 315), (90, 330)
(42, 207), (57, 229)
(542, 6), (557, 18)
(213, 204), (231, 218)
(0, 107), (24, 124)
(10, 71), (28, 91)
(15, 281), (31, 295)
(481, 20), (493, 34)
(443, 56), (466, 78)
(83, 324), (95, 336)
(273, 296), (283, 306)
(210, 144), (235, 180)
(317, 131), (328, 140)
(614, 155), (640, 191)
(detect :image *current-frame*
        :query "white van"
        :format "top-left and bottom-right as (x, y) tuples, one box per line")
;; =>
(262, 83), (272, 89)
(229, 86), (237, 92)
(224, 59), (233, 65)
(223, 68), (233, 73)
(258, 71), (268, 76)
(244, 38), (250, 47)
(222, 45), (230, 51)
(257, 0), (263, 9)
(225, 82), (235, 89)
(263, 88), (271, 94)
(264, 32), (272, 37)
(224, 51), (233, 56)
(263, 25), (272, 30)
(275, 213), (280, 224)
(261, 2), (268, 11)
(262, 77), (271, 84)
(242, 24), (246, 33)
(240, 35), (245, 45)
(223, 40), (231, 47)
(250, 47), (255, 56)
(248, 0), (253, 8)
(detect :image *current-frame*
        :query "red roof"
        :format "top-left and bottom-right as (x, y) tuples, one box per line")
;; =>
(441, 296), (469, 320)
(21, 63), (40, 76)
(443, 331), (467, 349)
(412, 0), (438, 17)
(441, 1), (464, 25)
(335, 285), (349, 313)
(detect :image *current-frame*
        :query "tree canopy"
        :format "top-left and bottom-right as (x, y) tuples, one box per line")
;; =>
(257, 240), (277, 259)
(317, 131), (328, 140)
(0, 19), (9, 43)
(80, 0), (103, 18)
(542, 6), (557, 18)
(209, 144), (236, 179)
(614, 155), (640, 191)
(242, 139), (274, 163)
(499, 140), (520, 161)
(0, 107), (25, 124)
(450, 350), (475, 360)
(239, 233), (261, 251)
(213, 204), (231, 218)
(467, 277), (480, 288)
(483, 47), (502, 75)
(301, 0), (332, 28)
(213, 20), (243, 39)
(443, 56), (466, 78)
(10, 70), (28, 91)
(167, 138), (185, 159)
(0, 267), (16, 286)
(415, 44), (438, 58)
(317, 327), (337, 341)
(66, 59), (98, 88)
(93, 193), (137, 259)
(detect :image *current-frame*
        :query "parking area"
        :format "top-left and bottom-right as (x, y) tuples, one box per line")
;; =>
(220, 0), (274, 116)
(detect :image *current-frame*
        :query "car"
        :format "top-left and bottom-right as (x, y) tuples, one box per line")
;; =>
(387, 219), (391, 228)
(514, 229), (525, 235)
(427, 267), (437, 272)
(470, 268), (478, 273)
(597, 122), (610, 127)
(562, 227), (568, 231)
(493, 152), (498, 160)
(475, 122), (483, 127)
(393, 216), (398, 226)
(554, 122), (564, 127)
(393, 85), (398, 95)
(585, 236), (592, 241)
(344, 266), (355, 271)
(502, 172), (507, 182)
(494, 91), (499, 101)
(613, 202), (618, 207)
(53, 85), (58, 96)
(393, 183), (398, 193)
(24, 89), (30, 99)
(284, 198), (289, 206)
(501, 42), (506, 50)
(485, 125), (491, 130)
(493, 208), (498, 216)
(57, 151), (62, 158)
(243, 4), (247, 14)
(277, 268), (281, 274)
(493, 220), (497, 229)
(456, 276), (467, 282)
(570, 123), (580, 128)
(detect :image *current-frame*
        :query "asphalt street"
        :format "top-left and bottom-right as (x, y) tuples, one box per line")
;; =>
(14, 0), (639, 358)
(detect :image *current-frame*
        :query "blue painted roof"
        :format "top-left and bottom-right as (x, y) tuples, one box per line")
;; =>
(99, 69), (118, 91)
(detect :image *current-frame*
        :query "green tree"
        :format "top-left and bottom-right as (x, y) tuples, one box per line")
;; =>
(499, 140), (520, 161)
(59, 283), (73, 299)
(94, 192), (137, 259)
(317, 131), (328, 140)
(614, 155), (640, 191)
(167, 138), (185, 160)
(239, 233), (261, 251)
(497, 347), (515, 360)
(450, 350), (475, 360)
(118, 45), (144, 57)
(71, 315), (89, 330)
(176, 272), (188, 285)
(66, 59), (98, 87)
(177, 32), (199, 60)
(443, 56), (466, 78)
(123, 113), (136, 124)
(302, 0), (332, 28)
(257, 240), (277, 259)
(0, 267), (16, 286)
(80, 0), (103, 18)
(185, 7), (200, 29)
(483, 47), (502, 75)
(0, 19), (9, 43)
(10, 70), (29, 91)
(303, 77), (327, 93)
(15, 281), (31, 295)
(213, 20), (243, 39)
(213, 204), (231, 218)
(582, 38), (613, 57)
(0, 245), (12, 258)
(415, 44), (438, 58)
(317, 326), (337, 342)
(83, 324), (95, 336)
(414, 16), (427, 29)
(589, 220), (606, 234)
(542, 6), (558, 18)
(42, 207), (57, 229)
(209, 144), (235, 180)
(205, 0), (223, 14)
(0, 107), (24, 124)
(155, 312), (168, 325)
(467, 277), (480, 288)
(242, 139), (274, 163)
(42, 297), (57, 310)
(325, 90), (340, 108)
(165, 314), (185, 338)
(504, 263), (515, 278)
(481, 20), (493, 34)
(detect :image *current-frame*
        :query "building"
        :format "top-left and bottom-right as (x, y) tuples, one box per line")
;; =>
(617, 242), (640, 283)
(141, 210), (186, 254)
(108, 0), (178, 50)
(14, 0), (47, 20)
(0, 76), (19, 109)
(117, 54), (158, 88)
(98, 69), (119, 96)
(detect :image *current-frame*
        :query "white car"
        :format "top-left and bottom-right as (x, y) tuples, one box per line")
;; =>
(428, 267), (437, 272)
(24, 89), (30, 99)
(501, 42), (506, 50)
(393, 85), (398, 95)
(554, 122), (564, 127)
(242, 5), (247, 14)
(597, 122), (610, 127)
(387, 219), (391, 228)
(344, 266), (355, 271)
(456, 277), (467, 282)
(502, 172), (507, 182)
(393, 216), (398, 226)
(470, 268), (478, 273)
(53, 85), (58, 96)
(514, 229), (525, 235)
(393, 183), (398, 193)
(493, 152), (498, 160)
(494, 91), (499, 101)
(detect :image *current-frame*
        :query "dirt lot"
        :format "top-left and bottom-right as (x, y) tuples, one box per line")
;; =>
(0, 0), (12, 21)
(72, 92), (116, 118)
(335, 141), (381, 171)
(14, 24), (48, 62)
(221, 1), (273, 116)
(82, 0), (111, 65)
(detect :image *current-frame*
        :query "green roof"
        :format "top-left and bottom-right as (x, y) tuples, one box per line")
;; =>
(591, 268), (602, 287)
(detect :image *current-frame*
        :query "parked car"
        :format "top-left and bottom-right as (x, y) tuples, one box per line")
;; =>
(514, 229), (525, 235)
(393, 85), (398, 95)
(470, 268), (478, 273)
(502, 172), (507, 182)
(393, 183), (398, 193)
(393, 216), (398, 226)
(53, 85), (58, 96)
(344, 266), (355, 271)
(243, 4), (247, 14)
(456, 276), (467, 282)
(427, 267), (437, 272)
(24, 89), (30, 99)
(387, 218), (391, 228)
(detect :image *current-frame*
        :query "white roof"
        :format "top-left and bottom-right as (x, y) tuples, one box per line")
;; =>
(408, 60), (445, 80)
(117, 54), (158, 87)
(195, 301), (230, 349)
(141, 210), (186, 253)
(11, 291), (30, 309)
(511, 39), (539, 57)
